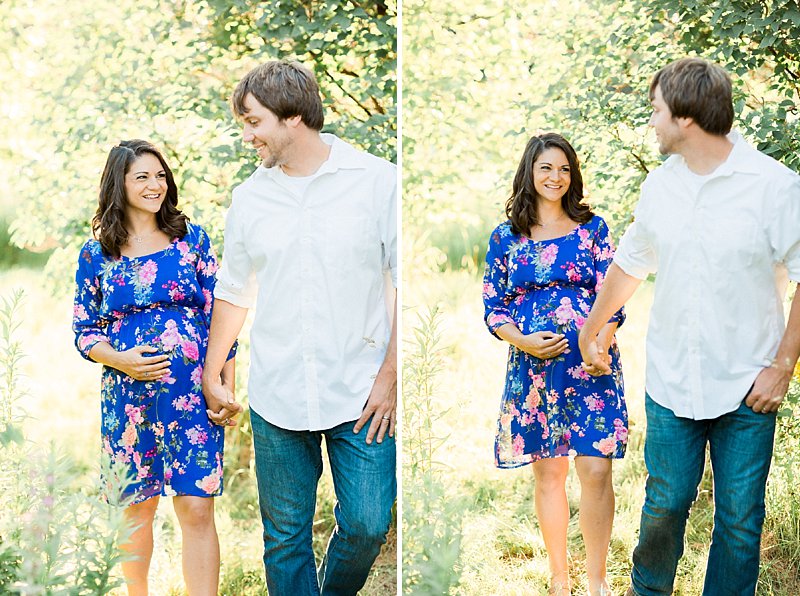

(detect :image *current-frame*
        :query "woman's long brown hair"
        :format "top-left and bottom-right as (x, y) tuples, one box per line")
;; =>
(92, 139), (188, 259)
(505, 133), (593, 236)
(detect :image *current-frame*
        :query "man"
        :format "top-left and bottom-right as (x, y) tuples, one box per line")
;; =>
(201, 60), (397, 595)
(578, 57), (800, 595)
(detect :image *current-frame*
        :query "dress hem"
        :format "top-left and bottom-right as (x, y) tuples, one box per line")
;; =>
(495, 450), (626, 470)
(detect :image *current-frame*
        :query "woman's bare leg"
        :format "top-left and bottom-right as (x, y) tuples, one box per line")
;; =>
(172, 496), (219, 596)
(533, 457), (571, 594)
(575, 456), (614, 595)
(121, 496), (160, 596)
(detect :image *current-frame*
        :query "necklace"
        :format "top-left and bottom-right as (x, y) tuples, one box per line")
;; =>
(129, 228), (159, 244)
(536, 213), (567, 227)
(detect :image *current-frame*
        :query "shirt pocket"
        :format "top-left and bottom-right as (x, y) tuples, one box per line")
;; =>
(705, 215), (759, 269)
(322, 215), (374, 271)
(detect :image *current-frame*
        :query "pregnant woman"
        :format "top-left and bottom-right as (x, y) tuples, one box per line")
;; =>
(73, 139), (236, 596)
(483, 133), (627, 595)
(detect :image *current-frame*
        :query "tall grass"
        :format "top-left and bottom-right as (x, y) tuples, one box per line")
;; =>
(0, 268), (395, 595)
(0, 288), (133, 594)
(403, 265), (800, 595)
(402, 307), (465, 594)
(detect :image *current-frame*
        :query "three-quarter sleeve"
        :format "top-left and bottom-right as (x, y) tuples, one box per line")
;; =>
(592, 218), (626, 328)
(194, 226), (237, 362)
(483, 226), (516, 339)
(214, 195), (259, 308)
(768, 175), (800, 282)
(72, 242), (111, 360)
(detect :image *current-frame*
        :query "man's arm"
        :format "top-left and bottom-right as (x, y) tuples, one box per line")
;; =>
(578, 263), (642, 375)
(746, 283), (800, 413)
(353, 291), (397, 444)
(202, 299), (248, 424)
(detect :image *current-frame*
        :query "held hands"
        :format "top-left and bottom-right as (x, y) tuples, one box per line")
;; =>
(745, 364), (792, 414)
(353, 365), (396, 445)
(114, 346), (171, 381)
(203, 378), (242, 427)
(516, 331), (569, 360)
(579, 330), (613, 376)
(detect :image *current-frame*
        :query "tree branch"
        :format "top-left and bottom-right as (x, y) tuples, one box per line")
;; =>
(322, 68), (373, 119)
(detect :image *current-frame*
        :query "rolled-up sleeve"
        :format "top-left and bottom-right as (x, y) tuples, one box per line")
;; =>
(214, 195), (259, 308)
(380, 164), (398, 288)
(770, 175), (800, 282)
(592, 218), (626, 327)
(613, 195), (658, 280)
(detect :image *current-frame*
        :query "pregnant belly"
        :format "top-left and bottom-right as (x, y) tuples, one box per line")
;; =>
(108, 305), (208, 365)
(512, 286), (593, 340)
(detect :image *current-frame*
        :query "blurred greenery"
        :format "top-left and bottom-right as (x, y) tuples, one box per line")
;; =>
(0, 0), (396, 283)
(403, 0), (800, 593)
(403, 0), (799, 270)
(0, 1), (396, 593)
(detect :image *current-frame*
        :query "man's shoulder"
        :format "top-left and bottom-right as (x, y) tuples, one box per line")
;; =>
(747, 145), (798, 182)
(230, 166), (274, 206)
(328, 135), (395, 174)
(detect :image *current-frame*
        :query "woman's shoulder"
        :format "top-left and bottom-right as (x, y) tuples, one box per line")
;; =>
(78, 238), (104, 262)
(583, 214), (609, 234)
(182, 222), (210, 245)
(489, 220), (518, 244)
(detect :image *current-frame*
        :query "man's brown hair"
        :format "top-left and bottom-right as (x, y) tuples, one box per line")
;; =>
(232, 60), (324, 130)
(649, 57), (734, 136)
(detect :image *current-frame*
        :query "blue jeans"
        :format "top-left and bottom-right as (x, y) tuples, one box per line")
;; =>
(250, 408), (396, 596)
(631, 394), (776, 595)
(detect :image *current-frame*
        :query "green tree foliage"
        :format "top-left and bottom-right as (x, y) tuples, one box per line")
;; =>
(537, 0), (800, 235)
(0, 0), (395, 285)
(403, 0), (799, 267)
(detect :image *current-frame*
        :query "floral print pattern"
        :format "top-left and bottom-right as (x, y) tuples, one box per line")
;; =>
(483, 215), (627, 468)
(73, 223), (234, 503)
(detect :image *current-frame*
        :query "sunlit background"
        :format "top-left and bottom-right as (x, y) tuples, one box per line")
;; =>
(401, 0), (800, 594)
(0, 1), (396, 593)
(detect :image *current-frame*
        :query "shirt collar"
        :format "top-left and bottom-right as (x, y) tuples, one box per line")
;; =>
(257, 133), (367, 181)
(663, 129), (761, 176)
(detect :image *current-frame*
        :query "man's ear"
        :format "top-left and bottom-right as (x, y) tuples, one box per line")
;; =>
(676, 116), (695, 131)
(285, 114), (303, 128)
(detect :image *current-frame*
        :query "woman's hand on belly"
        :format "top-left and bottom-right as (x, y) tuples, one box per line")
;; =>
(516, 331), (569, 359)
(90, 343), (171, 381)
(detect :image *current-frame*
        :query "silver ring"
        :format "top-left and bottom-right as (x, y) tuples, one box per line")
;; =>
(381, 416), (390, 421)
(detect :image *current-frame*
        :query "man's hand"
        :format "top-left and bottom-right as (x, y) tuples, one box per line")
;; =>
(353, 366), (397, 445)
(745, 365), (792, 414)
(580, 337), (612, 376)
(203, 379), (242, 426)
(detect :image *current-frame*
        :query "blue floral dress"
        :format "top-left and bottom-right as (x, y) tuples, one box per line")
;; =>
(483, 215), (627, 468)
(73, 223), (234, 503)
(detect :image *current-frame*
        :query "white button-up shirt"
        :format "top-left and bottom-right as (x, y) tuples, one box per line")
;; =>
(214, 134), (397, 431)
(615, 131), (800, 419)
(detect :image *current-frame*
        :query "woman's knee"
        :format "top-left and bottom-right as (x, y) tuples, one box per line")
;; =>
(173, 496), (215, 529)
(126, 496), (160, 524)
(533, 458), (569, 490)
(575, 457), (612, 490)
